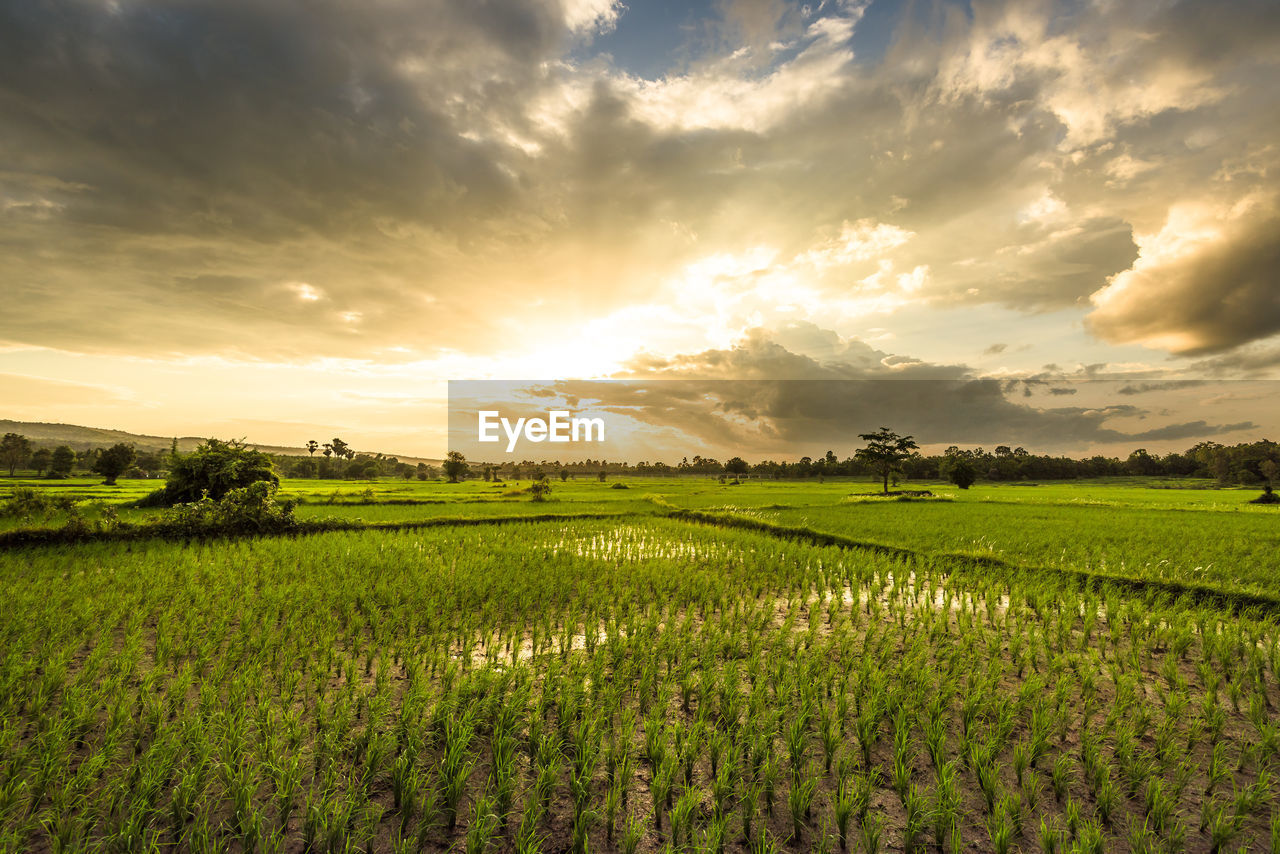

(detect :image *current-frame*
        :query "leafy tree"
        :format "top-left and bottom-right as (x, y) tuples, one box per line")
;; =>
(92, 443), (137, 485)
(725, 457), (749, 477)
(50, 446), (76, 477)
(306, 440), (319, 457)
(443, 451), (469, 483)
(942, 454), (977, 489)
(529, 479), (551, 502)
(854, 427), (919, 494)
(0, 433), (30, 476)
(30, 448), (52, 476)
(149, 439), (277, 504)
(330, 437), (350, 459)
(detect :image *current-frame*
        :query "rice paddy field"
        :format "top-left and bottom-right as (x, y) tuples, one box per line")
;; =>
(3, 475), (1280, 853)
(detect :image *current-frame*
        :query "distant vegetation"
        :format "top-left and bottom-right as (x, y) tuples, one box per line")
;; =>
(2, 425), (1279, 491)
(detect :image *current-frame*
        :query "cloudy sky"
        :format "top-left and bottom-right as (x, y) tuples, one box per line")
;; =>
(2, 0), (1278, 457)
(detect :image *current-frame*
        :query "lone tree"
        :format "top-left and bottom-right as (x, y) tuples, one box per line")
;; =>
(93, 443), (137, 485)
(151, 439), (277, 504)
(30, 448), (52, 477)
(306, 440), (319, 457)
(443, 451), (469, 483)
(855, 427), (919, 494)
(725, 457), (749, 478)
(0, 433), (30, 476)
(942, 453), (977, 489)
(50, 446), (76, 477)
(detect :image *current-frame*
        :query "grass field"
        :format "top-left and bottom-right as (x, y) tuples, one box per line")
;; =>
(2, 475), (1279, 852)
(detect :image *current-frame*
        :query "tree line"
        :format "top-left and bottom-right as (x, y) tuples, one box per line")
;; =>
(4, 429), (1277, 487)
(451, 436), (1280, 487)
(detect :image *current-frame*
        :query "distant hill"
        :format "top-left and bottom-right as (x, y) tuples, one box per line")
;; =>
(0, 420), (442, 466)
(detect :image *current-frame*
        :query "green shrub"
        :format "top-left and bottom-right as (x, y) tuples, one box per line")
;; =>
(162, 481), (298, 535)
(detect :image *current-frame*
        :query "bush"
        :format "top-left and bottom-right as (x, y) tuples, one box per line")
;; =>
(142, 439), (278, 506)
(162, 481), (298, 535)
(1, 487), (75, 518)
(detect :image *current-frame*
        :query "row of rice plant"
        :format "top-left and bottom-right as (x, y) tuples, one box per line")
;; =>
(2, 518), (1278, 852)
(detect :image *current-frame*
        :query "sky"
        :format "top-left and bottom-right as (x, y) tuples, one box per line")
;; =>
(2, 0), (1278, 459)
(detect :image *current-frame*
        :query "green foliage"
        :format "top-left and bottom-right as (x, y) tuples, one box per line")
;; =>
(854, 427), (919, 494)
(147, 438), (278, 505)
(0, 432), (30, 476)
(1, 486), (75, 518)
(161, 481), (298, 535)
(91, 442), (136, 485)
(49, 445), (76, 477)
(444, 451), (469, 483)
(941, 452), (977, 489)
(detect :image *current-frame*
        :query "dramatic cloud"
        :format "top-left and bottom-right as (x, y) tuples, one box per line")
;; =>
(447, 330), (1264, 458)
(1088, 194), (1280, 354)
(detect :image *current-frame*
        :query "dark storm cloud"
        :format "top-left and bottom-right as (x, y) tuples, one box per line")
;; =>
(0, 0), (558, 240)
(1117, 381), (1209, 396)
(522, 333), (1258, 453)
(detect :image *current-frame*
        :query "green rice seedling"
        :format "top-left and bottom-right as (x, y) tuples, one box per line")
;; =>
(1013, 742), (1031, 792)
(1095, 774), (1119, 827)
(672, 787), (700, 849)
(1021, 769), (1042, 810)
(988, 806), (1014, 854)
(931, 760), (959, 848)
(516, 797), (545, 854)
(1207, 802), (1243, 854)
(833, 776), (855, 851)
(711, 754), (735, 818)
(1142, 778), (1174, 835)
(515, 810), (545, 854)
(892, 711), (914, 801)
(975, 755), (1001, 816)
(605, 779), (623, 843)
(739, 780), (760, 843)
(786, 705), (812, 778)
(902, 783), (929, 852)
(570, 802), (596, 854)
(619, 811), (645, 854)
(1207, 741), (1231, 796)
(855, 703), (880, 769)
(860, 813), (883, 854)
(1037, 816), (1063, 854)
(787, 772), (816, 842)
(1065, 796), (1081, 841)
(820, 708), (840, 775)
(1074, 819), (1104, 854)
(651, 759), (674, 830)
(1051, 753), (1072, 802)
(1233, 769), (1272, 826)
(534, 749), (560, 817)
(760, 752), (780, 817)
